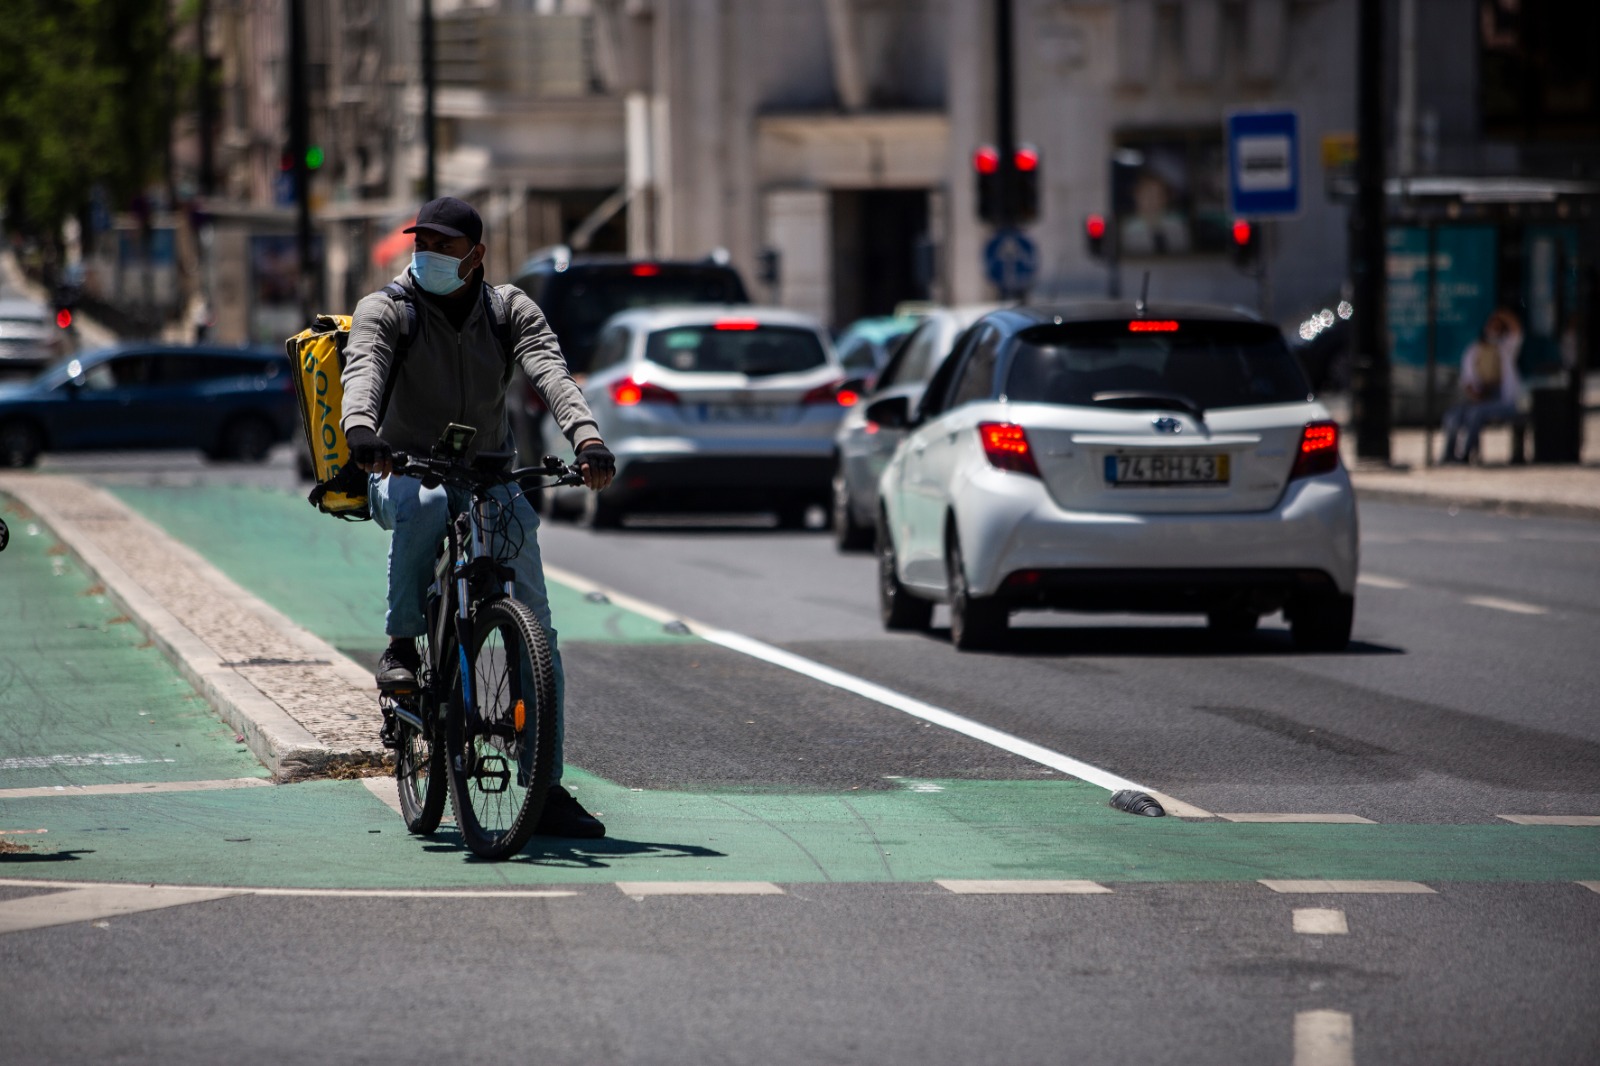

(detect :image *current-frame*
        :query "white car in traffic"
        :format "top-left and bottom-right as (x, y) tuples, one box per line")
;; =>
(869, 303), (1358, 650)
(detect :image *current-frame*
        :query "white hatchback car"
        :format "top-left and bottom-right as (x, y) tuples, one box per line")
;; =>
(567, 305), (853, 527)
(868, 303), (1358, 650)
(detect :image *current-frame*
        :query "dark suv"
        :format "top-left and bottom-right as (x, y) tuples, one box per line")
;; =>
(507, 247), (750, 461)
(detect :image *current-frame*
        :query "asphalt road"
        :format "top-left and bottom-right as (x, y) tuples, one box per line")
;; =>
(4, 447), (1598, 1065)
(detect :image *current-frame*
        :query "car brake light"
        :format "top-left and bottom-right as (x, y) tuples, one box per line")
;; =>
(1128, 320), (1179, 332)
(610, 377), (678, 406)
(1290, 420), (1340, 478)
(713, 319), (760, 331)
(801, 380), (853, 406)
(978, 422), (1040, 477)
(631, 263), (660, 277)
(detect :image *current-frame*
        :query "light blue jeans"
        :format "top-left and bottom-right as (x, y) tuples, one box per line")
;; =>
(369, 473), (564, 782)
(1441, 398), (1519, 462)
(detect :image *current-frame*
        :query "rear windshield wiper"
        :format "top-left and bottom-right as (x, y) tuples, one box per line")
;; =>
(1090, 390), (1206, 420)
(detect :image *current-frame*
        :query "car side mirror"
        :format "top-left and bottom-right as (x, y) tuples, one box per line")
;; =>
(864, 395), (910, 430)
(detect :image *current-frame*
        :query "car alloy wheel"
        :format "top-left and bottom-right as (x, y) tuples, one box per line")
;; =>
(946, 528), (1007, 651)
(877, 511), (932, 631)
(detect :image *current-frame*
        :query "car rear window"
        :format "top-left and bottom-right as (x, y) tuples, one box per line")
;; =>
(531, 266), (749, 373)
(644, 325), (826, 377)
(1005, 320), (1312, 410)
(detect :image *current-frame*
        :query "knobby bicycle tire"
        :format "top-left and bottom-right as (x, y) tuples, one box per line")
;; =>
(394, 632), (448, 835)
(446, 596), (558, 860)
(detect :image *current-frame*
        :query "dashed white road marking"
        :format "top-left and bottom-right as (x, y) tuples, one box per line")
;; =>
(0, 885), (242, 936)
(1463, 595), (1548, 616)
(545, 565), (1214, 816)
(0, 753), (177, 770)
(1294, 1010), (1355, 1066)
(1218, 813), (1376, 824)
(0, 878), (577, 908)
(1293, 908), (1350, 935)
(616, 882), (785, 897)
(1262, 880), (1434, 894)
(937, 880), (1112, 894)
(1357, 573), (1410, 590)
(1496, 815), (1600, 826)
(0, 777), (271, 800)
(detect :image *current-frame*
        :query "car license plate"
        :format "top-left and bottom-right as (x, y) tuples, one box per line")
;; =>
(1105, 453), (1229, 485)
(698, 403), (785, 423)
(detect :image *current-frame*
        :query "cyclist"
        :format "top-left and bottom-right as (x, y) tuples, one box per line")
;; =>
(342, 196), (615, 839)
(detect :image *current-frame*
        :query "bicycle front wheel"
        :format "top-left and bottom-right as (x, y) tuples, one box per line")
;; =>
(446, 597), (557, 860)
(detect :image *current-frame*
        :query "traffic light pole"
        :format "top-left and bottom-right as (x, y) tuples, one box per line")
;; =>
(993, 0), (1017, 238)
(1351, 0), (1392, 462)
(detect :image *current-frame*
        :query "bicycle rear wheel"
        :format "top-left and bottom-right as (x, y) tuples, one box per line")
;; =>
(446, 596), (557, 859)
(394, 633), (448, 835)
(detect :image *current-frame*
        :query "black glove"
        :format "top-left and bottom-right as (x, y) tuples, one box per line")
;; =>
(575, 439), (615, 480)
(347, 426), (392, 467)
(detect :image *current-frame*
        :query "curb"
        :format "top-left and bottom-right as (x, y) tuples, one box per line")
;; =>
(0, 475), (383, 781)
(1353, 484), (1600, 522)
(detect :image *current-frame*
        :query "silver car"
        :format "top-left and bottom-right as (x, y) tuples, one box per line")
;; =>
(560, 305), (851, 527)
(0, 299), (62, 377)
(830, 305), (1001, 551)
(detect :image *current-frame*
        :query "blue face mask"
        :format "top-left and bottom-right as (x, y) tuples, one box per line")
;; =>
(409, 250), (468, 295)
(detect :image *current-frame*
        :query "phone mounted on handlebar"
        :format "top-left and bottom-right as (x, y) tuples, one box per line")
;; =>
(433, 423), (476, 461)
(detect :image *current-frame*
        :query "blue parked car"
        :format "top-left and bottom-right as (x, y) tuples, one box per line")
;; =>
(0, 343), (297, 468)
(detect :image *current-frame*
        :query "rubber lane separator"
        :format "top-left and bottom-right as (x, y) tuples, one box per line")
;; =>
(1292, 908), (1350, 935)
(1262, 880), (1434, 894)
(937, 880), (1112, 894)
(616, 882), (785, 897)
(544, 565), (1212, 819)
(1496, 815), (1600, 826)
(1218, 813), (1376, 824)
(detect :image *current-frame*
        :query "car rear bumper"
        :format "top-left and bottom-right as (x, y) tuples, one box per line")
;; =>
(959, 470), (1358, 602)
(608, 452), (834, 508)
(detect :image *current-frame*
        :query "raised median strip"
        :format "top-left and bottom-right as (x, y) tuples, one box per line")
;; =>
(0, 475), (383, 780)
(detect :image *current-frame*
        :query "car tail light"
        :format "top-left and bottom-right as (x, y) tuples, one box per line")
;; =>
(801, 380), (855, 406)
(713, 319), (760, 331)
(631, 263), (660, 277)
(610, 377), (678, 406)
(978, 421), (1040, 477)
(1291, 420), (1340, 479)
(1128, 320), (1179, 332)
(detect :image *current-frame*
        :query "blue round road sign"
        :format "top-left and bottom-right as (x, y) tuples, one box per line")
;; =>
(984, 228), (1037, 293)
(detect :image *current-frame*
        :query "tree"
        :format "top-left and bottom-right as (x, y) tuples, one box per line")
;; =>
(0, 0), (189, 259)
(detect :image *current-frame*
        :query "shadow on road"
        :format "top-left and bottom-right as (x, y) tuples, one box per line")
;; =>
(419, 831), (726, 869)
(913, 625), (1406, 659)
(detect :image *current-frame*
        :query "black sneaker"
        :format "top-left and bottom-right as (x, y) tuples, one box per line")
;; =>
(535, 785), (606, 839)
(375, 640), (421, 693)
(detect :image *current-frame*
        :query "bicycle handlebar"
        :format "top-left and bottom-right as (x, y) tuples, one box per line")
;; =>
(390, 451), (585, 491)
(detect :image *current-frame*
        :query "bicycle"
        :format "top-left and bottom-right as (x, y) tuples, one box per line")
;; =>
(380, 425), (583, 860)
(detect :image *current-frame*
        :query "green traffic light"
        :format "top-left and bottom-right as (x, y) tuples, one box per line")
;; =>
(305, 145), (324, 170)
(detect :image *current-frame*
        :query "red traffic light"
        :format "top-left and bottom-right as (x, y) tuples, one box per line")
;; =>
(973, 145), (1000, 175)
(1086, 214), (1107, 240)
(55, 309), (73, 329)
(1014, 146), (1039, 172)
(1232, 219), (1253, 246)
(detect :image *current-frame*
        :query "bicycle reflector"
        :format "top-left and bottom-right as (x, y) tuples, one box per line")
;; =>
(978, 421), (1040, 477)
(609, 377), (678, 406)
(514, 699), (526, 732)
(1291, 420), (1340, 478)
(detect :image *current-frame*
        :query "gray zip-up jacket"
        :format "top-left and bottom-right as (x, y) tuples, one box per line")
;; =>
(340, 272), (598, 458)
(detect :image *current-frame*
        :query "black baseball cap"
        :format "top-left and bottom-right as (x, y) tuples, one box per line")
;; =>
(403, 196), (483, 244)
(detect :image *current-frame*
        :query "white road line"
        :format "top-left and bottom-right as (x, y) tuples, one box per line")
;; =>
(1496, 815), (1600, 826)
(1261, 880), (1435, 894)
(1579, 882), (1600, 895)
(936, 880), (1112, 894)
(1463, 595), (1548, 616)
(1292, 908), (1350, 935)
(0, 753), (177, 770)
(0, 777), (272, 800)
(545, 565), (1213, 815)
(0, 878), (576, 901)
(616, 882), (785, 897)
(1294, 1010), (1355, 1066)
(1218, 813), (1376, 824)
(1357, 573), (1410, 589)
(0, 885), (242, 936)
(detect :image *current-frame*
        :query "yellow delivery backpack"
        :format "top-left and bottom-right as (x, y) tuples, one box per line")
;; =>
(286, 282), (514, 519)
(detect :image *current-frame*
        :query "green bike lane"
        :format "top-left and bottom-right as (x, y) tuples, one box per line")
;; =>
(2, 483), (1597, 890)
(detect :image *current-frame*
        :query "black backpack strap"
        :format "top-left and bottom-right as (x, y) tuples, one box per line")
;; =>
(381, 281), (419, 351)
(484, 284), (515, 383)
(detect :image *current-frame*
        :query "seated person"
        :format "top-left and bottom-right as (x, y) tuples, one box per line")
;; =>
(1441, 308), (1524, 464)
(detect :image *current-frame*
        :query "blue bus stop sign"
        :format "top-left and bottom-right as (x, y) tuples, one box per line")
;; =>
(1227, 110), (1300, 219)
(984, 228), (1037, 294)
